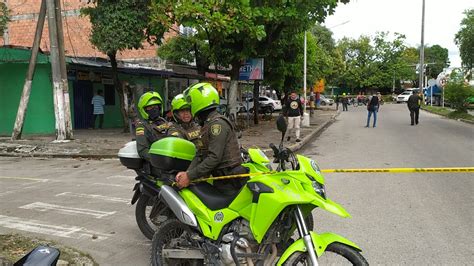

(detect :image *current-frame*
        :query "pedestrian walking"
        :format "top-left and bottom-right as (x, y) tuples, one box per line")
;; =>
(91, 89), (105, 129)
(365, 94), (380, 128)
(309, 92), (315, 115)
(407, 91), (421, 125)
(342, 93), (349, 111)
(335, 94), (340, 111)
(284, 91), (303, 142)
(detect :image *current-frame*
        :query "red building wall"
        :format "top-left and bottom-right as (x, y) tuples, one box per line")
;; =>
(1, 0), (174, 60)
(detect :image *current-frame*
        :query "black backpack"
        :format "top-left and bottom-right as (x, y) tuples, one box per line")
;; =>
(368, 96), (379, 111)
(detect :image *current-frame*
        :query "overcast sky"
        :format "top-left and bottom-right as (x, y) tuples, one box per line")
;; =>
(324, 0), (473, 68)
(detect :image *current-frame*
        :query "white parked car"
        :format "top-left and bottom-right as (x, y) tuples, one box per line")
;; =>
(219, 97), (246, 113)
(243, 96), (282, 112)
(396, 91), (413, 103)
(319, 95), (334, 106)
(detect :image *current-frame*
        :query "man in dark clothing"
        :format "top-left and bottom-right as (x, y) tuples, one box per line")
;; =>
(366, 94), (380, 128)
(135, 91), (170, 161)
(175, 83), (247, 195)
(284, 91), (304, 142)
(407, 91), (421, 125)
(342, 93), (349, 111)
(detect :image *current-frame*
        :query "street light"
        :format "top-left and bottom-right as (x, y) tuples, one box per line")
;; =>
(419, 0), (425, 94)
(302, 20), (350, 126)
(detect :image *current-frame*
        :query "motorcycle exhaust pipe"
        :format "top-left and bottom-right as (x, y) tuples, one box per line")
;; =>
(159, 185), (198, 227)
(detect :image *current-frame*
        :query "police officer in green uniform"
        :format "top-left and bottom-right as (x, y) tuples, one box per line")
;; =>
(168, 94), (201, 146)
(135, 91), (170, 161)
(175, 83), (247, 195)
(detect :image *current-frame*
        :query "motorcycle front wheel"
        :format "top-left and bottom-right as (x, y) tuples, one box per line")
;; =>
(135, 194), (172, 240)
(151, 219), (203, 266)
(283, 242), (368, 266)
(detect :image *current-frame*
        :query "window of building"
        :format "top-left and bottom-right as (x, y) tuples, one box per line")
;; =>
(104, 84), (115, 105)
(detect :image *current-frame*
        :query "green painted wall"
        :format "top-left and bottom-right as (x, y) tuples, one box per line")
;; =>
(1, 47), (167, 135)
(0, 63), (56, 136)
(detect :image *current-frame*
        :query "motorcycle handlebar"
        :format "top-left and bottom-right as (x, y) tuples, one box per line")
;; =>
(269, 143), (279, 157)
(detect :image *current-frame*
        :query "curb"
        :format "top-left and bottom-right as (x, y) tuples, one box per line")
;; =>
(421, 107), (474, 125)
(262, 110), (340, 154)
(0, 152), (118, 159)
(0, 112), (340, 159)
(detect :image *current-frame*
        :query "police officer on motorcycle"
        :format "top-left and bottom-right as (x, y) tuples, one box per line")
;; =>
(175, 83), (248, 195)
(135, 91), (170, 161)
(168, 94), (201, 145)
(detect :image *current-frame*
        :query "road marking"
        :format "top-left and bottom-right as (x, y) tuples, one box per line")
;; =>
(19, 202), (116, 219)
(0, 176), (49, 182)
(0, 215), (109, 240)
(321, 167), (474, 173)
(0, 177), (49, 197)
(92, 182), (126, 188)
(106, 175), (135, 180)
(56, 192), (129, 203)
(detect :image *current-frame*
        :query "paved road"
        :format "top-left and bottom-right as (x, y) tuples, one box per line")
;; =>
(0, 158), (148, 265)
(301, 104), (473, 264)
(0, 104), (472, 265)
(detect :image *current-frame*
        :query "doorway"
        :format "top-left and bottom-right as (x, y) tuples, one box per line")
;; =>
(73, 80), (93, 129)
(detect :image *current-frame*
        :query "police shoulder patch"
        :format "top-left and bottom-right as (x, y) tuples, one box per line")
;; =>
(210, 124), (222, 136)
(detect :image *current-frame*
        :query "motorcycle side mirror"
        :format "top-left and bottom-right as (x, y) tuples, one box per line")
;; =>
(15, 245), (60, 266)
(217, 104), (227, 115)
(276, 115), (287, 133)
(276, 115), (287, 143)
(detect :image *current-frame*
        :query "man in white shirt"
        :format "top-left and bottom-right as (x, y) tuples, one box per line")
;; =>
(91, 90), (105, 129)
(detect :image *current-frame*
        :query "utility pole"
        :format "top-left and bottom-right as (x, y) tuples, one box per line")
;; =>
(11, 0), (47, 140)
(12, 0), (72, 140)
(303, 31), (307, 115)
(46, 0), (67, 140)
(54, 0), (73, 139)
(301, 31), (310, 127)
(418, 0), (425, 96)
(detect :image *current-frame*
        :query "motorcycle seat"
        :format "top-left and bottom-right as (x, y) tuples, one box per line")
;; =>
(188, 182), (236, 210)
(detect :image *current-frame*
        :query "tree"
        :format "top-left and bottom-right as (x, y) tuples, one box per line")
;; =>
(423, 44), (449, 79)
(157, 34), (211, 76)
(455, 9), (474, 77)
(444, 69), (474, 113)
(149, 0), (349, 116)
(81, 0), (165, 130)
(0, 2), (9, 37)
(335, 36), (376, 92)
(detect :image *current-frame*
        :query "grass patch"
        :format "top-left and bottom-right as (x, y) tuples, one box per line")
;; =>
(422, 105), (474, 122)
(447, 111), (474, 120)
(0, 234), (97, 265)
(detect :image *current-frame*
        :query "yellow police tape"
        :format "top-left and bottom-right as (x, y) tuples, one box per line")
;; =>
(321, 167), (474, 173)
(172, 167), (474, 186)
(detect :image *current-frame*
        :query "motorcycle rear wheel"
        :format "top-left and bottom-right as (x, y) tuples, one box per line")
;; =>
(135, 194), (172, 240)
(151, 219), (203, 266)
(283, 242), (368, 265)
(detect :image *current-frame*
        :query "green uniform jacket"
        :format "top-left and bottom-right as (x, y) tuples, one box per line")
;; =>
(168, 121), (202, 147)
(135, 118), (170, 161)
(187, 111), (241, 180)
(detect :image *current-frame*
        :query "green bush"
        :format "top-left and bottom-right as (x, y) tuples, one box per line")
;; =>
(444, 73), (474, 112)
(0, 3), (10, 37)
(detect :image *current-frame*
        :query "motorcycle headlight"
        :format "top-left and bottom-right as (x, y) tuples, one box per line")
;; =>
(312, 181), (326, 199)
(310, 160), (320, 172)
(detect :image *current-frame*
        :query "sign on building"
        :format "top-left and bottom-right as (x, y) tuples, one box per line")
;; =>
(239, 59), (264, 80)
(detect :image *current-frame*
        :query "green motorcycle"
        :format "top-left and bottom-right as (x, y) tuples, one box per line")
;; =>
(150, 116), (368, 265)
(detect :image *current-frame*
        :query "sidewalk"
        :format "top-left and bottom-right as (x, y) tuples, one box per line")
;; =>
(0, 108), (338, 158)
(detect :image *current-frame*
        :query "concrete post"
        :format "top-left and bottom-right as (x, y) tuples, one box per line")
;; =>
(46, 0), (66, 140)
(11, 0), (47, 140)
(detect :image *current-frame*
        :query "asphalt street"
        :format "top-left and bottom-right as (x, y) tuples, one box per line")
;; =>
(0, 103), (472, 265)
(301, 103), (473, 265)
